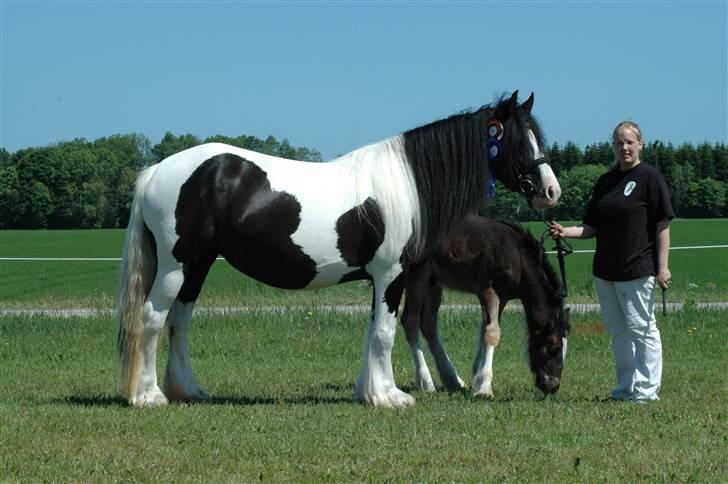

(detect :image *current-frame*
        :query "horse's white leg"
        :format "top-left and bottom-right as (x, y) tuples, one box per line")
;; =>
(355, 269), (415, 408)
(132, 265), (184, 407)
(472, 288), (501, 398)
(420, 283), (466, 391)
(163, 300), (210, 402)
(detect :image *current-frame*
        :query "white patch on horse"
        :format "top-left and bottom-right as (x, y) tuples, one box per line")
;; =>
(527, 129), (561, 209)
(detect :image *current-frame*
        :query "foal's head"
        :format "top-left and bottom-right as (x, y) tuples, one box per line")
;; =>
(528, 305), (570, 394)
(518, 226), (572, 394)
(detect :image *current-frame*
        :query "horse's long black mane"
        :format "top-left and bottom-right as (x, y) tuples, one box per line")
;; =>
(403, 107), (491, 256)
(402, 95), (546, 259)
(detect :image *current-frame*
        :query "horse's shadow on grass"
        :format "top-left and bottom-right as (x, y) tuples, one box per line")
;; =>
(57, 383), (357, 408)
(57, 384), (585, 408)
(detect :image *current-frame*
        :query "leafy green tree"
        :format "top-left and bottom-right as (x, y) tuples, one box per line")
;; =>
(683, 178), (727, 217)
(22, 181), (54, 228)
(478, 184), (524, 220)
(583, 142), (613, 166)
(551, 164), (608, 221)
(0, 164), (20, 228)
(0, 148), (10, 167)
(203, 134), (322, 161)
(713, 143), (728, 182)
(151, 132), (201, 162)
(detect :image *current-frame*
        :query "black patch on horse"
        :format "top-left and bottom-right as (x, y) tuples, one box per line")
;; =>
(336, 197), (385, 269)
(173, 153), (318, 292)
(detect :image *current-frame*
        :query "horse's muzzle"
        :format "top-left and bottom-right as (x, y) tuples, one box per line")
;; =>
(536, 373), (561, 395)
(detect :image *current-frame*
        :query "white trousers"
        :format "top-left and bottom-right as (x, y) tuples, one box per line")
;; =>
(594, 275), (662, 401)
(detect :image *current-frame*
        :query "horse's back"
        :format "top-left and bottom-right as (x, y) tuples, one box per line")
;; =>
(431, 216), (525, 294)
(137, 142), (411, 290)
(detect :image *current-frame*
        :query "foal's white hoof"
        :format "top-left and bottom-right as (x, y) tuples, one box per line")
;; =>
(416, 375), (437, 393)
(472, 375), (494, 398)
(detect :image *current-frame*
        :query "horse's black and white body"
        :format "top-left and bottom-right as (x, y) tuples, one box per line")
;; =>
(401, 217), (571, 398)
(117, 92), (561, 407)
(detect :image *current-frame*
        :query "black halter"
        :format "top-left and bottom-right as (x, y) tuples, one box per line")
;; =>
(486, 117), (549, 196)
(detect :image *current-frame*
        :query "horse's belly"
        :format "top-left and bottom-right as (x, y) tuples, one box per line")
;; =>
(222, 247), (362, 290)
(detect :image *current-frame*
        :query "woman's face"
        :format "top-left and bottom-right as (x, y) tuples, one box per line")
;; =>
(613, 127), (643, 166)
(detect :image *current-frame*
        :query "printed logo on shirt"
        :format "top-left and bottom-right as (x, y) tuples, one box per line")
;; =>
(624, 181), (637, 196)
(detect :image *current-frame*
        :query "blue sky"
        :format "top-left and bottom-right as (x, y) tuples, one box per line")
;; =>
(1, 1), (726, 160)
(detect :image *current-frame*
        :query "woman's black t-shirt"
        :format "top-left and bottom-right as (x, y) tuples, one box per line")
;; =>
(583, 163), (675, 281)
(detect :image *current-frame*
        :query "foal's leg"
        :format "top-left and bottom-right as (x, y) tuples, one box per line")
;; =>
(132, 257), (185, 407)
(471, 287), (501, 398)
(421, 284), (466, 391)
(401, 265), (437, 392)
(355, 268), (415, 407)
(163, 255), (216, 402)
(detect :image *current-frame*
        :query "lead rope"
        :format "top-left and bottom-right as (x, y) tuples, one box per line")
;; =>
(531, 209), (573, 298)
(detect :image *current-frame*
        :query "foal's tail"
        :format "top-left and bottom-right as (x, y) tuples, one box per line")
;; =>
(116, 165), (159, 401)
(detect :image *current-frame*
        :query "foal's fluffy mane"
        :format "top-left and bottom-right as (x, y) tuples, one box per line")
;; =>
(492, 218), (562, 303)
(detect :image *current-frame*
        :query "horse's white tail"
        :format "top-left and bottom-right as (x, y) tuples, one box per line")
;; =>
(116, 165), (159, 401)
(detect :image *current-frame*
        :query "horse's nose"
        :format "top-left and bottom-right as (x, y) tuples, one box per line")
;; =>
(537, 374), (561, 394)
(546, 183), (561, 204)
(547, 185), (556, 200)
(531, 165), (561, 209)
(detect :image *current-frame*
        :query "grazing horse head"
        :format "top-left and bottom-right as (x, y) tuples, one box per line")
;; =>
(528, 305), (571, 395)
(523, 233), (571, 395)
(484, 91), (560, 210)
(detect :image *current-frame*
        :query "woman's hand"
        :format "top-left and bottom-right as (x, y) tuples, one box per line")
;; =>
(550, 220), (566, 239)
(657, 267), (672, 290)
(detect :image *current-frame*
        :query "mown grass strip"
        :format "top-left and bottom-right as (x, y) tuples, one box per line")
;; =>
(0, 308), (725, 482)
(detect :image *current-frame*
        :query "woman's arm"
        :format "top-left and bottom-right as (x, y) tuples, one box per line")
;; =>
(656, 218), (671, 289)
(550, 221), (597, 240)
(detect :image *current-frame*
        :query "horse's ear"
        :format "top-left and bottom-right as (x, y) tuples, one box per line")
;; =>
(520, 92), (535, 114)
(495, 90), (519, 121)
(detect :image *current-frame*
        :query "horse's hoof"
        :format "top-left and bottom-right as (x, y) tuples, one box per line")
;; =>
(443, 380), (467, 392)
(166, 385), (211, 403)
(131, 391), (169, 408)
(358, 387), (416, 408)
(472, 388), (494, 399)
(416, 377), (437, 393)
(382, 389), (416, 408)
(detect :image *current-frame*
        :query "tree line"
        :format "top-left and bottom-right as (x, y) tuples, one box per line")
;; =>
(483, 140), (728, 221)
(0, 132), (322, 229)
(1, 133), (726, 230)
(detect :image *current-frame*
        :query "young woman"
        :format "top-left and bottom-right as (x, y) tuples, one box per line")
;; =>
(550, 121), (674, 402)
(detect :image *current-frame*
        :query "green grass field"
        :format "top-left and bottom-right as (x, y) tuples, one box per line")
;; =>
(1, 218), (726, 309)
(1, 221), (726, 481)
(1, 308), (725, 481)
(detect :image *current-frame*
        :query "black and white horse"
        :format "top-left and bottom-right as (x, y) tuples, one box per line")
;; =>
(401, 216), (570, 398)
(117, 91), (561, 407)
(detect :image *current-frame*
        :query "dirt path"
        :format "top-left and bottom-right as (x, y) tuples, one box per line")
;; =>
(2, 302), (726, 319)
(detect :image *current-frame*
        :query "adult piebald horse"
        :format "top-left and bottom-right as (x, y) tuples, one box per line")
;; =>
(117, 91), (561, 407)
